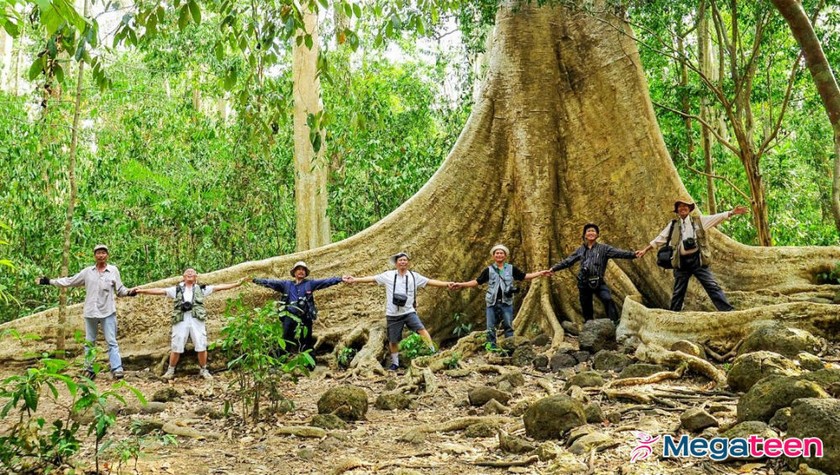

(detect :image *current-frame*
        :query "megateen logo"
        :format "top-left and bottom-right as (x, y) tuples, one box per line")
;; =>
(630, 431), (823, 462)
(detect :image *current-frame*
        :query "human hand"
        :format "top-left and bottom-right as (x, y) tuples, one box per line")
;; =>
(37, 277), (50, 285)
(448, 282), (460, 290)
(127, 288), (138, 297)
(635, 249), (646, 258)
(343, 276), (355, 284)
(541, 269), (553, 277)
(731, 205), (749, 216)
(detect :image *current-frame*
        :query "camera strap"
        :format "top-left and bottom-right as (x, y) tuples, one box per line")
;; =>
(391, 271), (415, 308)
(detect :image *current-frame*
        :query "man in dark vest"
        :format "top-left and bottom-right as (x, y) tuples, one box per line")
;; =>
(451, 244), (549, 348)
(253, 261), (347, 358)
(638, 197), (748, 311)
(548, 224), (638, 322)
(132, 268), (244, 380)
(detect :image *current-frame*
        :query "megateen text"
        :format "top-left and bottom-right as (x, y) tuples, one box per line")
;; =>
(661, 434), (823, 461)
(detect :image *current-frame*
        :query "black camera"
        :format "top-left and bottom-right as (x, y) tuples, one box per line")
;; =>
(503, 286), (520, 298)
(682, 237), (698, 250)
(179, 301), (193, 312)
(586, 276), (600, 289)
(392, 293), (409, 307)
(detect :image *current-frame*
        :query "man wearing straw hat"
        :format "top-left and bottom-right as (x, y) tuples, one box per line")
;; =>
(253, 262), (347, 357)
(451, 244), (549, 349)
(638, 197), (748, 311)
(346, 251), (453, 371)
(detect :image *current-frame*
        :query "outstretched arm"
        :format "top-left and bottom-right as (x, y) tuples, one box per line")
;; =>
(132, 287), (168, 296)
(345, 276), (377, 284)
(606, 245), (637, 260)
(426, 279), (454, 288)
(549, 248), (582, 272)
(252, 278), (288, 292)
(451, 279), (479, 289)
(524, 270), (551, 280)
(213, 278), (247, 292)
(40, 270), (86, 288)
(308, 276), (344, 290)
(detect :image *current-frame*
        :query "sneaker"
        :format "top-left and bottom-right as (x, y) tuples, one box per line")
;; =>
(162, 366), (176, 381)
(387, 363), (399, 372)
(82, 369), (96, 380)
(112, 369), (124, 380)
(198, 367), (213, 380)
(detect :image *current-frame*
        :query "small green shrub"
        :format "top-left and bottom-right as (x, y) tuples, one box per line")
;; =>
(443, 352), (462, 370)
(451, 313), (473, 338)
(398, 333), (434, 360)
(337, 347), (356, 369)
(816, 261), (840, 284)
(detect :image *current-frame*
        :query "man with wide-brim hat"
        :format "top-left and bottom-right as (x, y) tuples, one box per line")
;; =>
(451, 244), (549, 348)
(253, 262), (350, 359)
(36, 244), (133, 380)
(638, 196), (749, 311)
(547, 224), (639, 322)
(346, 251), (454, 371)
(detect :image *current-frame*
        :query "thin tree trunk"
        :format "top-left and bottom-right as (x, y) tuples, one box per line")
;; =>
(57, 0), (89, 355)
(770, 0), (840, 233)
(292, 6), (330, 250)
(698, 1), (717, 213)
(676, 34), (694, 157)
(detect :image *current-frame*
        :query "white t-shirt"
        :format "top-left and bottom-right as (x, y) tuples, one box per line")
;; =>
(165, 284), (215, 320)
(374, 270), (429, 316)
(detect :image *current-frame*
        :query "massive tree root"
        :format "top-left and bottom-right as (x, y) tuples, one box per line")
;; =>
(2, 0), (838, 374)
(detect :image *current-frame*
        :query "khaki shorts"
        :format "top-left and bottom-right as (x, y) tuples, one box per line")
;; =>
(171, 314), (207, 353)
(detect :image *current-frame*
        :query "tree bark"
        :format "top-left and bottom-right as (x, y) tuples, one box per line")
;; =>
(698, 1), (717, 214)
(769, 0), (840, 233)
(292, 6), (331, 251)
(2, 0), (839, 371)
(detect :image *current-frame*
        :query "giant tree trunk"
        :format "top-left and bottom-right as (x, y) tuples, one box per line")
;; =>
(770, 0), (840, 234)
(292, 6), (331, 251)
(3, 1), (838, 371)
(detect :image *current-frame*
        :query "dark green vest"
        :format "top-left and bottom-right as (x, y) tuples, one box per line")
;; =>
(669, 213), (711, 268)
(172, 283), (207, 324)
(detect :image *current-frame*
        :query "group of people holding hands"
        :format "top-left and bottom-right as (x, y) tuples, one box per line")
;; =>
(37, 196), (748, 378)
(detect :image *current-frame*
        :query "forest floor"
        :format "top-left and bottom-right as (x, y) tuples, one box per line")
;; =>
(1, 335), (828, 475)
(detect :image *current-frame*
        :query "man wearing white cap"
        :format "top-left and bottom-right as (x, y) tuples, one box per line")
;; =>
(451, 244), (549, 348)
(638, 197), (748, 311)
(253, 262), (347, 358)
(346, 252), (453, 371)
(131, 269), (244, 380)
(37, 244), (132, 379)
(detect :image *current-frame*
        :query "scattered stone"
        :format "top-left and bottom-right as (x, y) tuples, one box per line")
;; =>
(317, 385), (369, 422)
(534, 441), (561, 461)
(707, 403), (733, 414)
(827, 383), (840, 398)
(592, 350), (631, 372)
(565, 425), (595, 446)
(578, 319), (617, 353)
(318, 436), (343, 451)
(786, 398), (840, 475)
(550, 353), (578, 371)
(523, 395), (586, 440)
(769, 407), (792, 432)
(398, 429), (425, 445)
(532, 334), (552, 346)
(680, 407), (719, 433)
(797, 353), (824, 371)
(310, 414), (349, 430)
(468, 386), (512, 406)
(739, 323), (823, 359)
(584, 403), (604, 424)
(275, 426), (327, 438)
(375, 392), (412, 411)
(564, 371), (605, 390)
(464, 422), (496, 438)
(511, 345), (537, 367)
(533, 354), (550, 371)
(604, 410), (621, 424)
(498, 380), (513, 393)
(618, 363), (669, 379)
(727, 351), (801, 392)
(546, 453), (588, 474)
(721, 421), (778, 440)
(162, 422), (220, 439)
(670, 340), (706, 359)
(152, 387), (181, 403)
(194, 405), (225, 420)
(573, 351), (591, 363)
(498, 430), (536, 454)
(495, 371), (525, 388)
(799, 368), (840, 390)
(137, 402), (167, 414)
(737, 376), (828, 422)
(440, 442), (474, 455)
(297, 448), (316, 461)
(568, 432), (613, 455)
(483, 399), (509, 415)
(561, 320), (582, 336)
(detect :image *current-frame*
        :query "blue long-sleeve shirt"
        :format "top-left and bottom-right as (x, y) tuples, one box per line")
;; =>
(252, 277), (342, 304)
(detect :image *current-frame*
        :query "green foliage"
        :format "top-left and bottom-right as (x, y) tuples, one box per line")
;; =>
(451, 312), (472, 338)
(0, 222), (15, 307)
(816, 261), (840, 285)
(398, 332), (434, 360)
(215, 298), (312, 424)
(336, 347), (357, 369)
(442, 351), (462, 370)
(0, 352), (145, 474)
(101, 429), (177, 475)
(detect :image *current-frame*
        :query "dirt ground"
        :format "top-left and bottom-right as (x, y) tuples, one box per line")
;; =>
(4, 335), (822, 475)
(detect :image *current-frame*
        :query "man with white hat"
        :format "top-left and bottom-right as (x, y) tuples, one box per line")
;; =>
(131, 268), (244, 380)
(37, 244), (132, 379)
(451, 244), (549, 348)
(346, 251), (453, 371)
(253, 262), (347, 358)
(638, 197), (748, 311)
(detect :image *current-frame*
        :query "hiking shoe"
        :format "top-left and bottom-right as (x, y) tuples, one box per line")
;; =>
(198, 367), (213, 380)
(82, 369), (96, 380)
(388, 363), (399, 372)
(162, 366), (176, 381)
(112, 369), (125, 380)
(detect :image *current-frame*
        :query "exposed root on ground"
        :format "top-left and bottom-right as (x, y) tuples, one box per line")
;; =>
(704, 339), (744, 362)
(472, 455), (539, 468)
(634, 342), (727, 387)
(604, 365), (686, 388)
